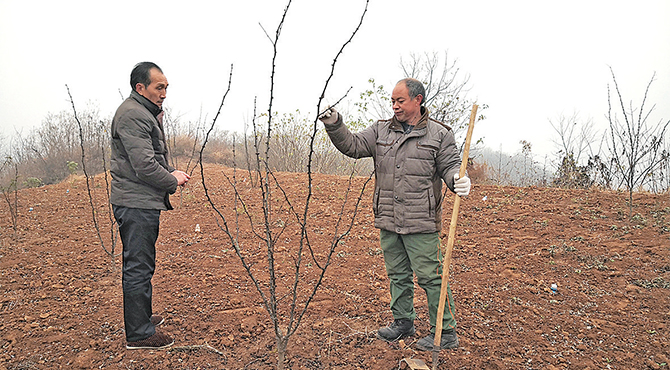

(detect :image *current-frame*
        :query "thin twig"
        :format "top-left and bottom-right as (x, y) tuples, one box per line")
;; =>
(171, 341), (225, 356)
(317, 86), (353, 118)
(289, 0), (370, 339)
(66, 84), (117, 265)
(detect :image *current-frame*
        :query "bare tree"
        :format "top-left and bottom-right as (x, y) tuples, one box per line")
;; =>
(8, 105), (110, 187)
(401, 51), (475, 132)
(654, 143), (670, 193)
(355, 51), (484, 154)
(198, 2), (371, 368)
(0, 155), (19, 238)
(353, 78), (393, 124)
(163, 106), (211, 176)
(550, 111), (599, 164)
(0, 133), (6, 159)
(519, 140), (535, 187)
(606, 67), (670, 217)
(549, 112), (601, 188)
(243, 108), (372, 176)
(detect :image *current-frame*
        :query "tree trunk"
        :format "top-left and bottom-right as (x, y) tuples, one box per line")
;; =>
(628, 189), (634, 220)
(276, 336), (288, 370)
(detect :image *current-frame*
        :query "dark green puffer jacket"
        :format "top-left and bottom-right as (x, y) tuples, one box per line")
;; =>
(110, 90), (177, 210)
(324, 107), (461, 234)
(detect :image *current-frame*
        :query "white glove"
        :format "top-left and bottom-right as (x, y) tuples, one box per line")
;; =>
(318, 106), (339, 125)
(453, 173), (471, 197)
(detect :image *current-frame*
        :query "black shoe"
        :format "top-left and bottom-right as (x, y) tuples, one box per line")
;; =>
(376, 318), (415, 342)
(415, 329), (459, 351)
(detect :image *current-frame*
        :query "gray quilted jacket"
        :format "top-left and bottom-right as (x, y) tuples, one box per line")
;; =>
(110, 90), (177, 210)
(324, 107), (461, 234)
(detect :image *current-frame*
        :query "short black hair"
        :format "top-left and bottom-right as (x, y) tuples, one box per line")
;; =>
(130, 62), (162, 91)
(399, 78), (426, 106)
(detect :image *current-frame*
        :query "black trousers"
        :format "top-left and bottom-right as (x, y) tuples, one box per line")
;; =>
(113, 205), (161, 342)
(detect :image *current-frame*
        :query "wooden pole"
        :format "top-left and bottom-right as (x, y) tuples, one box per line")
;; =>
(432, 103), (478, 369)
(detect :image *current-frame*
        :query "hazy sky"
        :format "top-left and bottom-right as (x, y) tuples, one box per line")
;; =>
(1, 0), (669, 159)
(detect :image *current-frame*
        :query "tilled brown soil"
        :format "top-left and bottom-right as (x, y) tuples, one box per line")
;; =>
(1, 165), (669, 369)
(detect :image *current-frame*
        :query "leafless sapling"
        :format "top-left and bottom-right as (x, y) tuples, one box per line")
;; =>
(606, 67), (670, 217)
(66, 85), (119, 267)
(198, 1), (371, 368)
(0, 156), (19, 238)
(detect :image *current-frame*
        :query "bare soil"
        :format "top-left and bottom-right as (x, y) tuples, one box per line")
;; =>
(1, 164), (669, 370)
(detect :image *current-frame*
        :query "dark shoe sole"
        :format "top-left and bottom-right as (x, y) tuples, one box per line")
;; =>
(126, 338), (174, 350)
(415, 337), (459, 351)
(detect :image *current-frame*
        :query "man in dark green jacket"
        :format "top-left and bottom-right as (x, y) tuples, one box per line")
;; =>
(319, 78), (471, 351)
(111, 62), (190, 350)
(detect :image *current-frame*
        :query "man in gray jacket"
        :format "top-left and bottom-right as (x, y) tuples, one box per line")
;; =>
(319, 78), (470, 351)
(110, 62), (190, 349)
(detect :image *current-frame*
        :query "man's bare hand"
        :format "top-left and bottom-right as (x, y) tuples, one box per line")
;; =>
(172, 170), (191, 186)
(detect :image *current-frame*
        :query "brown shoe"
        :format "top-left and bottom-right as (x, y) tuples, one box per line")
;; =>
(126, 330), (174, 350)
(150, 315), (165, 326)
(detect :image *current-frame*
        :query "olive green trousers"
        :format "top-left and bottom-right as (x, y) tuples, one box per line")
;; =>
(380, 230), (456, 331)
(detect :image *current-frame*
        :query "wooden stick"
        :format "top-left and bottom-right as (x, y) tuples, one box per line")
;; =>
(432, 103), (478, 369)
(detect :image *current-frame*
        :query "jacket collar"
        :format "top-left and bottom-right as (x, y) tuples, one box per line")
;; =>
(389, 106), (430, 132)
(130, 90), (162, 117)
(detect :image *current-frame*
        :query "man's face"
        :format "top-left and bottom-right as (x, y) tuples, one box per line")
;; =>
(391, 82), (422, 123)
(136, 68), (168, 108)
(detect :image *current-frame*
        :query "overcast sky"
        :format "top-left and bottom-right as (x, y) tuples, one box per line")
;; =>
(1, 0), (669, 159)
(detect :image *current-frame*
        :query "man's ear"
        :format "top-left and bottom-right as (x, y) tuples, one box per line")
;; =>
(135, 83), (146, 93)
(416, 94), (424, 105)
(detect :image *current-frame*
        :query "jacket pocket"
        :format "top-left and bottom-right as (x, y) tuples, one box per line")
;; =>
(372, 188), (380, 216)
(376, 138), (395, 157)
(416, 139), (440, 158)
(408, 139), (440, 178)
(376, 138), (395, 147)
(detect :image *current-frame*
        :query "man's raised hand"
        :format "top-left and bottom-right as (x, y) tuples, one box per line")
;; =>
(318, 106), (339, 125)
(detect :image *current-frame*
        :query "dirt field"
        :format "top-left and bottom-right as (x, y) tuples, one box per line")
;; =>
(1, 165), (669, 369)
